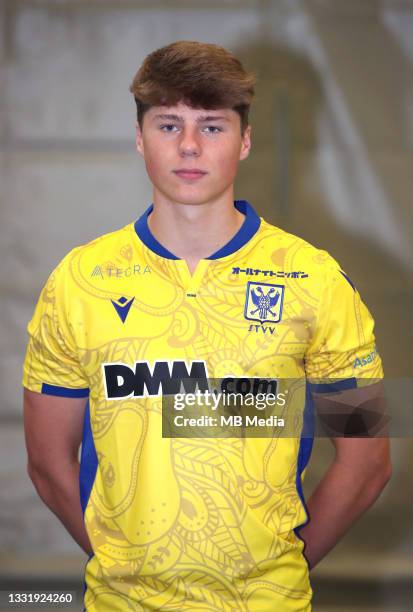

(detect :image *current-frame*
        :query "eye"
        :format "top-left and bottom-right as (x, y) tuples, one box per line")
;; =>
(203, 126), (223, 133)
(160, 124), (178, 132)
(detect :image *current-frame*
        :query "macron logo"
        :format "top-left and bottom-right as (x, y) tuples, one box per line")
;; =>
(111, 296), (135, 323)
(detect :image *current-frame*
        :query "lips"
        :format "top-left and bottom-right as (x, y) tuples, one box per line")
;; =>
(174, 169), (207, 179)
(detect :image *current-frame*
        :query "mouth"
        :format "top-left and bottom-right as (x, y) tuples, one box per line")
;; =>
(173, 169), (207, 180)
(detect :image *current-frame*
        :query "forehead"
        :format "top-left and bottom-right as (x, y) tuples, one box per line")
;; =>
(146, 102), (236, 122)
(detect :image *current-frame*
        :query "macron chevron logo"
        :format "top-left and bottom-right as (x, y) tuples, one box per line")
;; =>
(111, 296), (135, 323)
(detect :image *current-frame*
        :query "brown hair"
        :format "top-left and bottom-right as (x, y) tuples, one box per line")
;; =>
(129, 40), (256, 134)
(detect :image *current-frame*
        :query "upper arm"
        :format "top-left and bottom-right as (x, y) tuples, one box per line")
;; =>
(305, 256), (391, 479)
(329, 434), (392, 499)
(22, 255), (90, 477)
(23, 387), (88, 478)
(312, 382), (392, 483)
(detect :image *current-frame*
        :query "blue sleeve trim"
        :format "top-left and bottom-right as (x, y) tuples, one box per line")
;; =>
(340, 270), (356, 291)
(308, 377), (358, 393)
(41, 383), (90, 398)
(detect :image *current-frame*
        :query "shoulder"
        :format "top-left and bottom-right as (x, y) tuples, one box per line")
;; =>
(50, 222), (135, 282)
(258, 218), (342, 277)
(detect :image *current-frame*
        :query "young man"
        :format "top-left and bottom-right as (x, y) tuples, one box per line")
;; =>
(23, 41), (391, 611)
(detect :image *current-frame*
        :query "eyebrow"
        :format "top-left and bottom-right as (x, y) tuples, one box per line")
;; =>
(152, 113), (230, 123)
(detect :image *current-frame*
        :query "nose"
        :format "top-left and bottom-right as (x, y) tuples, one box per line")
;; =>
(178, 127), (201, 156)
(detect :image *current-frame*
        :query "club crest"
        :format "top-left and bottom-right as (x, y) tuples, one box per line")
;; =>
(244, 282), (284, 324)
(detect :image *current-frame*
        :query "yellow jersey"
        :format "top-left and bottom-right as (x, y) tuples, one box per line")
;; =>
(22, 200), (383, 611)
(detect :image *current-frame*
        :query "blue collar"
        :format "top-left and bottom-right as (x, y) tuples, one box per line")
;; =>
(134, 200), (261, 260)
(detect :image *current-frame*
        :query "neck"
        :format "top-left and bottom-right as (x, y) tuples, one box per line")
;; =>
(147, 192), (245, 271)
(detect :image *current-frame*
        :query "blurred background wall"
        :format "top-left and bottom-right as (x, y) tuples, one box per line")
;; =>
(0, 1), (412, 610)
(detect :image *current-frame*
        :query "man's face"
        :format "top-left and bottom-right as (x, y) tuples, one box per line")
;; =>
(135, 102), (251, 206)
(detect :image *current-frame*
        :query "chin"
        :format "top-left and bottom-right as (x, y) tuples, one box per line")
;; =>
(166, 190), (218, 206)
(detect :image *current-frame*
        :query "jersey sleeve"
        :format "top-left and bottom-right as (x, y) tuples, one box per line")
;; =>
(22, 251), (89, 397)
(304, 253), (383, 390)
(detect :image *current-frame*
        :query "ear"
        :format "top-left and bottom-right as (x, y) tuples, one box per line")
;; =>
(135, 120), (144, 156)
(239, 124), (252, 161)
